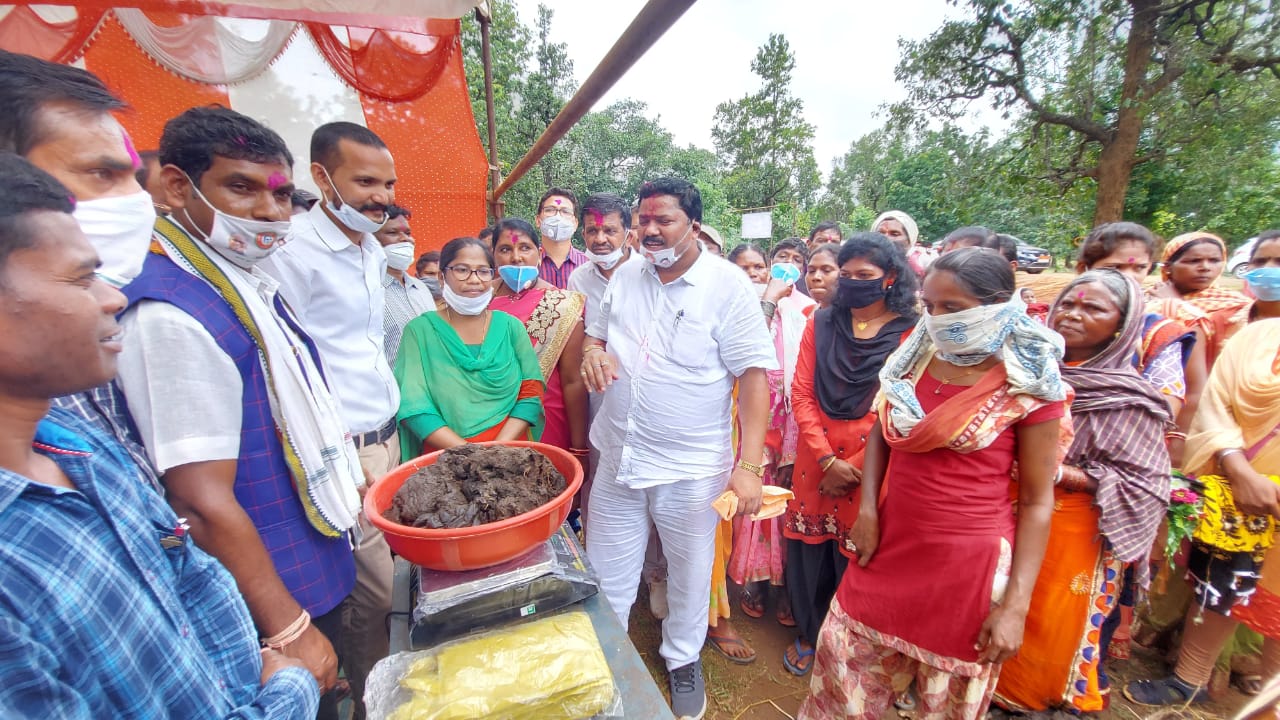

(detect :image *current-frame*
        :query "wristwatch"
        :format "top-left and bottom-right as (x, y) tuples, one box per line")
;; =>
(736, 459), (765, 478)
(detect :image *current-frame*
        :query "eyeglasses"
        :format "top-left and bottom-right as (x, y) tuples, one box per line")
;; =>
(539, 206), (575, 218)
(444, 265), (494, 281)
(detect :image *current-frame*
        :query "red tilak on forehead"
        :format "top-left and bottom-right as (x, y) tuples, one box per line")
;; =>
(1127, 257), (1136, 264)
(123, 131), (141, 170)
(589, 210), (603, 226)
(1077, 291), (1085, 299)
(553, 198), (562, 205)
(268, 172), (288, 190)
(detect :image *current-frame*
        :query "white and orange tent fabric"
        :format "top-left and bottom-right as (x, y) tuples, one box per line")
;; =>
(0, 2), (489, 251)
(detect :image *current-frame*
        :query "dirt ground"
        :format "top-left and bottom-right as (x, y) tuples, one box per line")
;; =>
(627, 580), (1246, 720)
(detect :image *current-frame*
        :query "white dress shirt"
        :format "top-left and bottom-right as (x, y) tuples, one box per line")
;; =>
(587, 250), (777, 488)
(567, 253), (637, 331)
(261, 204), (400, 434)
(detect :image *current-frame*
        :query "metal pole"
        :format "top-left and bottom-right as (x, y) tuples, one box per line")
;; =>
(478, 7), (504, 220)
(491, 0), (698, 204)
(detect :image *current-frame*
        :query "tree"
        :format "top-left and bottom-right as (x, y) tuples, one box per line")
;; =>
(712, 34), (821, 238)
(897, 0), (1280, 225)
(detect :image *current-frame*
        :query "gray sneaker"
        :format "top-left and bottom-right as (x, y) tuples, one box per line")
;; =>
(669, 660), (706, 720)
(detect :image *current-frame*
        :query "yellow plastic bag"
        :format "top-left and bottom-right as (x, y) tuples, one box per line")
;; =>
(384, 610), (616, 720)
(1193, 474), (1280, 555)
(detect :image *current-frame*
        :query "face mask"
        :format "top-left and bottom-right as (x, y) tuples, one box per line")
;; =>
(422, 276), (441, 296)
(320, 167), (386, 233)
(642, 226), (694, 269)
(1246, 267), (1280, 301)
(832, 277), (887, 310)
(771, 262), (802, 285)
(923, 299), (1018, 366)
(498, 265), (539, 292)
(586, 246), (625, 270)
(383, 242), (415, 272)
(182, 179), (291, 269)
(540, 215), (576, 242)
(73, 189), (157, 288)
(441, 281), (493, 315)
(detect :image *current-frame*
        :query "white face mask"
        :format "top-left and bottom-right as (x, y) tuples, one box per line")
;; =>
(73, 189), (157, 288)
(642, 225), (695, 269)
(383, 241), (415, 272)
(922, 298), (1021, 366)
(183, 178), (291, 269)
(441, 281), (493, 315)
(320, 167), (387, 233)
(540, 214), (576, 242)
(585, 246), (625, 270)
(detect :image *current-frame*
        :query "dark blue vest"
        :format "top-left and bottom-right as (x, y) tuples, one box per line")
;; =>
(124, 252), (355, 617)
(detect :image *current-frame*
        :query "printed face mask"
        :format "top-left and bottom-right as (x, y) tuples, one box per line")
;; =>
(183, 178), (290, 269)
(770, 262), (802, 286)
(441, 282), (493, 315)
(383, 242), (415, 272)
(586, 246), (625, 270)
(320, 167), (387, 233)
(642, 226), (694, 269)
(540, 214), (576, 242)
(1246, 267), (1280, 302)
(498, 265), (539, 292)
(832, 277), (887, 310)
(73, 189), (157, 288)
(922, 299), (1020, 366)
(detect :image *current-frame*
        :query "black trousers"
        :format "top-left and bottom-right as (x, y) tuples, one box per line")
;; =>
(311, 603), (345, 720)
(785, 538), (848, 646)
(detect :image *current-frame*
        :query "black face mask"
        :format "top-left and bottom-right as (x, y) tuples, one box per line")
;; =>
(832, 277), (887, 309)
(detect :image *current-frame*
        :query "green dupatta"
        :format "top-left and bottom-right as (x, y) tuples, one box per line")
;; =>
(394, 310), (545, 461)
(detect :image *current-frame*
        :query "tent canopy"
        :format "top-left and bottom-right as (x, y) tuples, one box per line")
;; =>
(21, 0), (483, 30)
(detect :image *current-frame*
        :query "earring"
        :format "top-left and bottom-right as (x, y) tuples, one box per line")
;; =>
(1114, 331), (1121, 337)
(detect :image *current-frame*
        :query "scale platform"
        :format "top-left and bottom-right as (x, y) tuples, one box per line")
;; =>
(406, 525), (599, 647)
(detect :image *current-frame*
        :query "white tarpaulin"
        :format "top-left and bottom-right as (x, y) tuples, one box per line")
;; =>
(741, 211), (773, 240)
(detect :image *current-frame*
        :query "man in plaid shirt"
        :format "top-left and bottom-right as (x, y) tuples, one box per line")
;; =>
(0, 154), (318, 718)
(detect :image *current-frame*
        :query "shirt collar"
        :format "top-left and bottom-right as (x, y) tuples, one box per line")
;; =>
(0, 413), (93, 514)
(308, 202), (369, 253)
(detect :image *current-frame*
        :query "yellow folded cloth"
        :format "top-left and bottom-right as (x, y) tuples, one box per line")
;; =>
(712, 485), (794, 521)
(389, 611), (614, 720)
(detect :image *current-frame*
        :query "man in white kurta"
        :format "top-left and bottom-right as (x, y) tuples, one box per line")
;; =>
(581, 178), (775, 720)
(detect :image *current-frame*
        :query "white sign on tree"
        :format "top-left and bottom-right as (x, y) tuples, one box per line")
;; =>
(741, 211), (773, 240)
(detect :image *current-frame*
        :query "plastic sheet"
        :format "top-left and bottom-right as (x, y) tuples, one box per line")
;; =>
(366, 610), (622, 720)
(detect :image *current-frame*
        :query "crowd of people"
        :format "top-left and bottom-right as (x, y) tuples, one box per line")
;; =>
(2, 47), (1280, 720)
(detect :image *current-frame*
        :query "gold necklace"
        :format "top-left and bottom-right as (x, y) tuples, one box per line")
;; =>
(933, 365), (982, 395)
(853, 309), (892, 332)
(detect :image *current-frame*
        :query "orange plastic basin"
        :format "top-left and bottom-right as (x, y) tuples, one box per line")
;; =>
(365, 440), (584, 571)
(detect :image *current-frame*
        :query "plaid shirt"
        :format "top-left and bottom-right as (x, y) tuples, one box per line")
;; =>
(50, 381), (161, 493)
(0, 407), (318, 720)
(538, 247), (590, 289)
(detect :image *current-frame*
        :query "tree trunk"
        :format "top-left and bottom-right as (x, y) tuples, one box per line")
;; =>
(1092, 0), (1158, 226)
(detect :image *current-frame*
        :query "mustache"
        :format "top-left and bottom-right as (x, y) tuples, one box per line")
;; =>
(357, 202), (387, 214)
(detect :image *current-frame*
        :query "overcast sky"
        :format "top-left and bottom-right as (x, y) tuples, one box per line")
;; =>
(510, 0), (996, 173)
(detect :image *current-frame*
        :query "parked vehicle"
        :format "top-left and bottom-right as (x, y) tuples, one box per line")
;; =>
(1228, 237), (1258, 278)
(1016, 243), (1053, 274)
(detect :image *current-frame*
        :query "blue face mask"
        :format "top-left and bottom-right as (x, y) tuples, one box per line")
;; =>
(1246, 267), (1280, 302)
(771, 262), (802, 285)
(498, 265), (539, 292)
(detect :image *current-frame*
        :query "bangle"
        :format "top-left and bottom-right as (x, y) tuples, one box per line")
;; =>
(584, 345), (605, 355)
(568, 447), (591, 457)
(261, 610), (311, 650)
(1165, 431), (1187, 442)
(761, 301), (777, 318)
(1054, 466), (1064, 484)
(1217, 448), (1245, 466)
(820, 456), (838, 471)
(737, 459), (765, 478)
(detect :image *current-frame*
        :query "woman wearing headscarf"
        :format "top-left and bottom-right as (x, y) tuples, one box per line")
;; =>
(1125, 317), (1280, 706)
(783, 234), (918, 677)
(995, 270), (1172, 713)
(1153, 231), (1252, 365)
(872, 210), (933, 278)
(799, 248), (1071, 720)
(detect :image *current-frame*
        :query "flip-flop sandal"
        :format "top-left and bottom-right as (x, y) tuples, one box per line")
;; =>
(740, 591), (765, 619)
(1123, 675), (1210, 706)
(782, 638), (814, 677)
(706, 632), (757, 665)
(777, 609), (797, 627)
(1233, 673), (1265, 696)
(894, 686), (917, 716)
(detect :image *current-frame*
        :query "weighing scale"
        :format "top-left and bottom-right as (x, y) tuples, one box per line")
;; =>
(405, 524), (600, 647)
